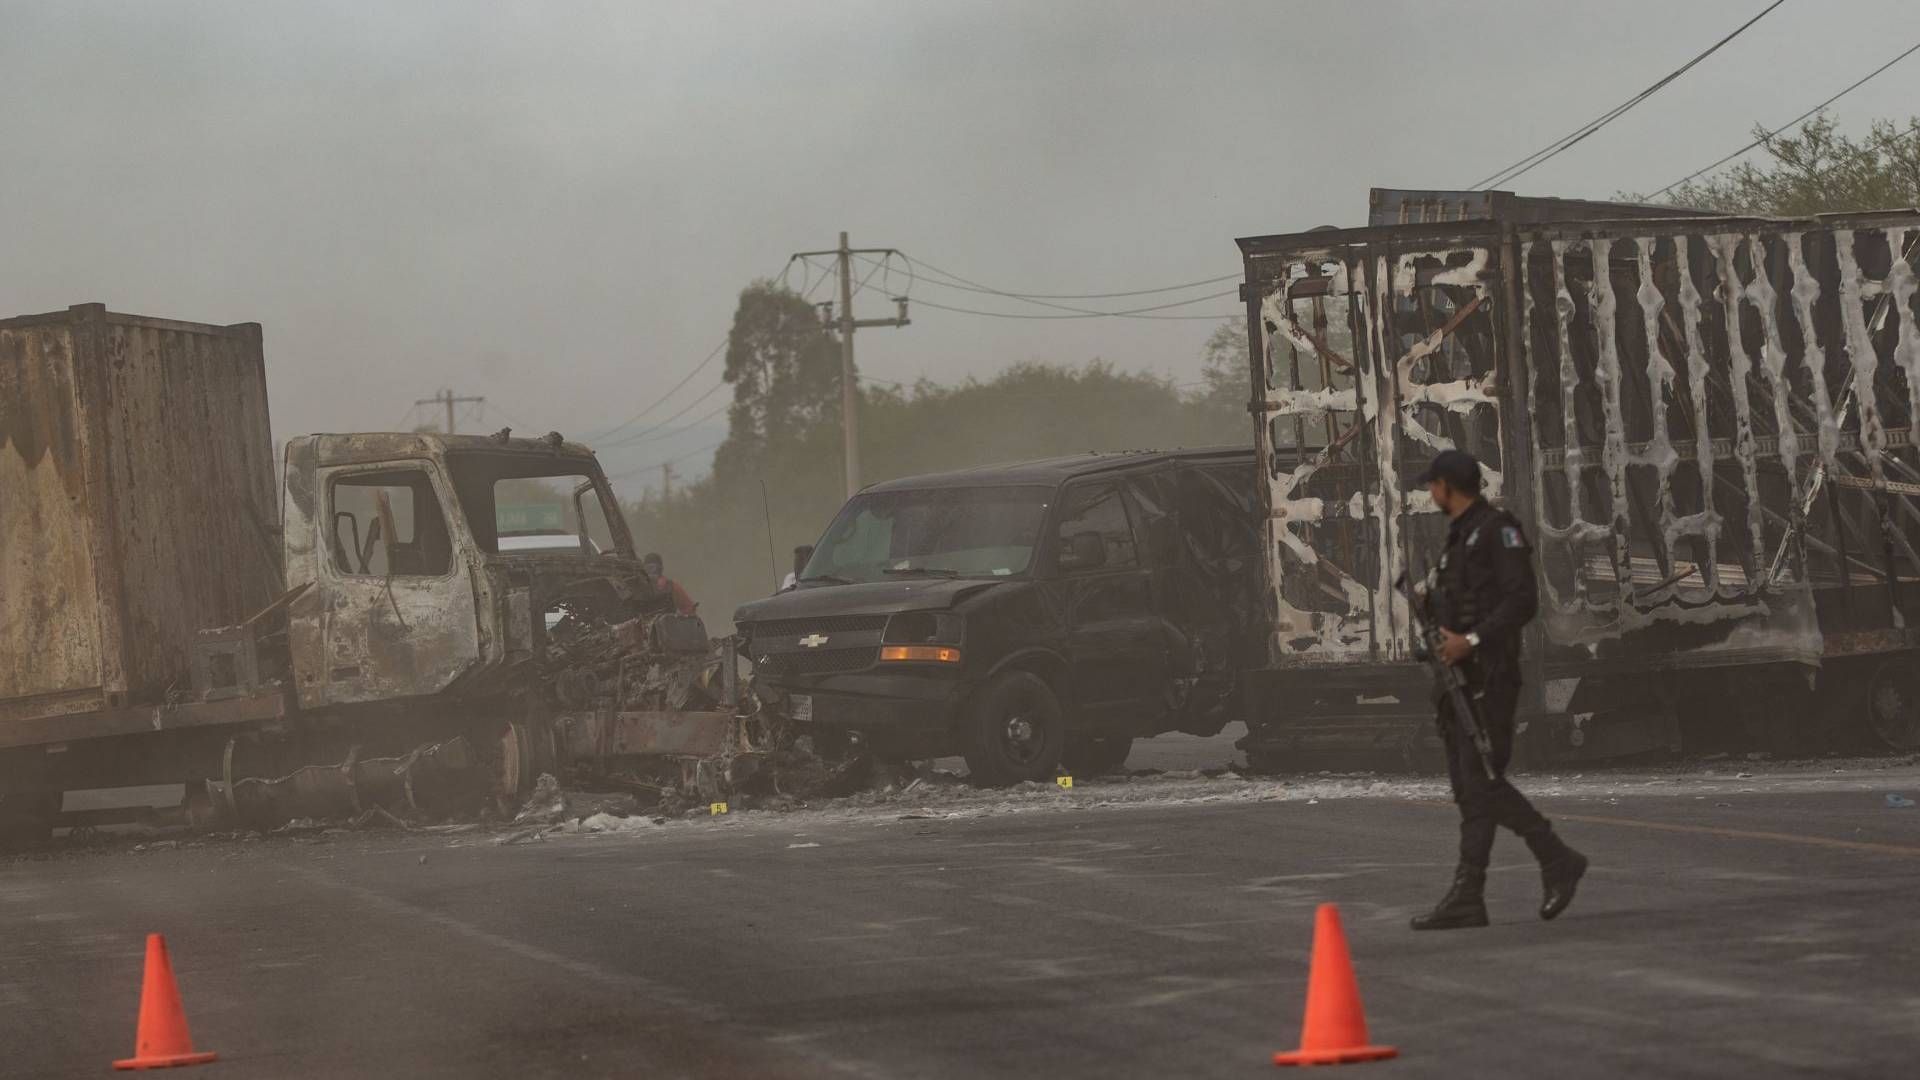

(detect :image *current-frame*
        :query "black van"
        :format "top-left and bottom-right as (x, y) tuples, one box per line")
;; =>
(733, 448), (1264, 785)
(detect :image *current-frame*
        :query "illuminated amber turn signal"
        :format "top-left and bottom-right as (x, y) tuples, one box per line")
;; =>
(879, 645), (962, 663)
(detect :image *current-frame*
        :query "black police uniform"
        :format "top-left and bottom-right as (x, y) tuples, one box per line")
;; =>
(1433, 497), (1553, 865)
(1413, 486), (1587, 929)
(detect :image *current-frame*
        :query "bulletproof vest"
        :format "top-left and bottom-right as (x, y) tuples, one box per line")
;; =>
(1436, 547), (1479, 631)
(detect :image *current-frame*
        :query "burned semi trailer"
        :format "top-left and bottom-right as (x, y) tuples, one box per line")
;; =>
(0, 304), (753, 842)
(1237, 194), (1920, 766)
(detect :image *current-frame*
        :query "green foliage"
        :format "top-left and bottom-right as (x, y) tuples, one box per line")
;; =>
(1198, 322), (1248, 412)
(1650, 113), (1920, 216)
(712, 280), (841, 485)
(619, 284), (1251, 626)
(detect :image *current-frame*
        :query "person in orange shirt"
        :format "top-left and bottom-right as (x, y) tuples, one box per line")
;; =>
(641, 552), (698, 616)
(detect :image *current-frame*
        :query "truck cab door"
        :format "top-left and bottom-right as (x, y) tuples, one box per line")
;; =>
(1048, 481), (1168, 730)
(300, 463), (482, 706)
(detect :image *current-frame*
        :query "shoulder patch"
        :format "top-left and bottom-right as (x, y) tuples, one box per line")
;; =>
(1500, 525), (1526, 549)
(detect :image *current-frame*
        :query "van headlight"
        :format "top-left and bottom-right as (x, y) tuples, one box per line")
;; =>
(882, 611), (962, 645)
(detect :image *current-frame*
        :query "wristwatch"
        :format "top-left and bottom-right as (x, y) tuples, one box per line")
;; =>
(1464, 631), (1482, 649)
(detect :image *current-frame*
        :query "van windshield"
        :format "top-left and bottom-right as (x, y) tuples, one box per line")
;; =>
(804, 486), (1053, 583)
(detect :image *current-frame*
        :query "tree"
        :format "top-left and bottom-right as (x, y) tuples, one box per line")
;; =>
(1654, 113), (1920, 216)
(1198, 322), (1248, 412)
(712, 281), (840, 482)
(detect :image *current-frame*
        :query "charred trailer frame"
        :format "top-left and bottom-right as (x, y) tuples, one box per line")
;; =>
(1237, 202), (1920, 765)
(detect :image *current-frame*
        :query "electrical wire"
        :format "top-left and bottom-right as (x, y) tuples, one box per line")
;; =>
(594, 380), (728, 449)
(1470, 0), (1789, 190)
(481, 402), (541, 433)
(1648, 38), (1920, 199)
(863, 253), (1239, 320)
(907, 290), (1240, 321)
(901, 255), (1239, 300)
(606, 438), (728, 483)
(598, 399), (729, 450)
(583, 256), (807, 443)
(580, 338), (726, 444)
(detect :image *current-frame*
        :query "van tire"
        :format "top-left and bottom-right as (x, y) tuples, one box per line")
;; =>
(960, 672), (1065, 787)
(1061, 735), (1132, 776)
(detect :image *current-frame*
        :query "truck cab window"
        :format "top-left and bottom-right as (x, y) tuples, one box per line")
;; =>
(329, 470), (452, 576)
(489, 476), (614, 556)
(1052, 483), (1138, 573)
(445, 453), (628, 557)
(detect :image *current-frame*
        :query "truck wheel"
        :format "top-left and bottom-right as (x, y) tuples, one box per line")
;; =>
(1061, 735), (1132, 776)
(960, 672), (1065, 787)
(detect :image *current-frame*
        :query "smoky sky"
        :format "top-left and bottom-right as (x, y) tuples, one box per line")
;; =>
(3, 0), (1914, 488)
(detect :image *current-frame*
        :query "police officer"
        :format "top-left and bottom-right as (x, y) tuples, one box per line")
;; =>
(1411, 449), (1588, 930)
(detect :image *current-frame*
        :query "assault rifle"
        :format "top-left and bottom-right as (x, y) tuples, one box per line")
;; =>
(1397, 569), (1497, 779)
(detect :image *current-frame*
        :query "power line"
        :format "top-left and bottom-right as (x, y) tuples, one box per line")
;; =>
(584, 258), (804, 443)
(859, 373), (1207, 397)
(581, 339), (725, 443)
(606, 438), (727, 483)
(1649, 38), (1920, 198)
(597, 399), (729, 450)
(908, 290), (1240, 321)
(588, 253), (843, 449)
(481, 401), (541, 433)
(594, 380), (728, 448)
(870, 253), (1239, 319)
(900, 255), (1239, 300)
(1470, 0), (1788, 190)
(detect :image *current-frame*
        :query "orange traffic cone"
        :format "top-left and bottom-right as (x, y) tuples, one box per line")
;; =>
(113, 934), (219, 1070)
(1273, 904), (1397, 1067)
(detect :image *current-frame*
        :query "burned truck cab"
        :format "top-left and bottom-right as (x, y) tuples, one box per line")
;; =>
(281, 431), (659, 711)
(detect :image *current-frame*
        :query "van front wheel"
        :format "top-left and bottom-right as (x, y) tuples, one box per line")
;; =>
(960, 672), (1064, 787)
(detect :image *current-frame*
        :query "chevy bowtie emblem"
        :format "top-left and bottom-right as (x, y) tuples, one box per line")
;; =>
(798, 633), (830, 648)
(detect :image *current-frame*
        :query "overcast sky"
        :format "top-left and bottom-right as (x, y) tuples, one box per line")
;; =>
(4, 0), (1916, 490)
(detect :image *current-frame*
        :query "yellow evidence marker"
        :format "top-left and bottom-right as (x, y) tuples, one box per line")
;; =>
(709, 802), (729, 815)
(1055, 776), (1074, 790)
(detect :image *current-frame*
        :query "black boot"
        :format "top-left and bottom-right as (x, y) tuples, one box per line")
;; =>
(1538, 847), (1588, 921)
(1522, 826), (1587, 921)
(1410, 864), (1488, 930)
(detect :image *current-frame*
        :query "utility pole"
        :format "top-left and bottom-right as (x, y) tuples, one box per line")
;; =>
(660, 462), (675, 500)
(790, 232), (911, 497)
(414, 388), (485, 434)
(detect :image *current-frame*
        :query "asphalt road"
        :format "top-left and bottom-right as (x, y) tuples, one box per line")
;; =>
(7, 764), (1920, 1078)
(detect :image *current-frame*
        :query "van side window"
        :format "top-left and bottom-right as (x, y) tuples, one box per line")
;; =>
(1053, 483), (1137, 572)
(329, 469), (453, 577)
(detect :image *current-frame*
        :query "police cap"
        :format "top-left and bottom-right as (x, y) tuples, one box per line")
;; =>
(1415, 449), (1482, 492)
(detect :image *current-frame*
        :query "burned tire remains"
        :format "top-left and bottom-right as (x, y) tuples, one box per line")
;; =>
(1866, 661), (1920, 751)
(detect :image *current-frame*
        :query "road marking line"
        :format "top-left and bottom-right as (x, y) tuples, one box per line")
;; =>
(1554, 812), (1920, 857)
